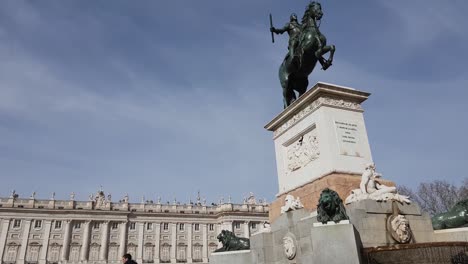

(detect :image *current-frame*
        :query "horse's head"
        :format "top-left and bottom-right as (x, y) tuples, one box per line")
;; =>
(308, 2), (323, 21)
(301, 2), (323, 27)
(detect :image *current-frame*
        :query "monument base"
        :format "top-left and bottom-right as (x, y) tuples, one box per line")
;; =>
(211, 209), (364, 264)
(311, 221), (362, 264)
(210, 201), (463, 264)
(434, 227), (468, 242)
(210, 250), (252, 264)
(346, 200), (434, 247)
(269, 172), (395, 223)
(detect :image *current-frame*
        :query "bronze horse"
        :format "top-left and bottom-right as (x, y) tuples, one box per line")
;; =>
(279, 2), (335, 108)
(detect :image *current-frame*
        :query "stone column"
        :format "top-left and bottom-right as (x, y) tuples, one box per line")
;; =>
(136, 222), (144, 264)
(99, 221), (110, 261)
(17, 219), (32, 264)
(202, 224), (208, 262)
(154, 222), (161, 263)
(60, 220), (72, 262)
(170, 223), (176, 263)
(243, 221), (250, 238)
(186, 223), (192, 263)
(118, 222), (127, 258)
(38, 220), (52, 264)
(80, 221), (91, 261)
(216, 224), (222, 248)
(0, 219), (11, 262)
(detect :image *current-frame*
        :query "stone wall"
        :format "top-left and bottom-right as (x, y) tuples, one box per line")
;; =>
(269, 172), (395, 223)
(346, 200), (434, 248)
(434, 227), (468, 242)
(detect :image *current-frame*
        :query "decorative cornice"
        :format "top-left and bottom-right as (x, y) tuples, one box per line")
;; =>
(273, 97), (363, 138)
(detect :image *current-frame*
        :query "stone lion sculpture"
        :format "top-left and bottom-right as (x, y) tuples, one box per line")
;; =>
(214, 230), (250, 252)
(317, 188), (349, 224)
(281, 194), (304, 214)
(388, 214), (412, 243)
(432, 199), (468, 230)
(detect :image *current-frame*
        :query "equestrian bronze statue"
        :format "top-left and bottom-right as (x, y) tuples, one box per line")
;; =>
(270, 2), (335, 108)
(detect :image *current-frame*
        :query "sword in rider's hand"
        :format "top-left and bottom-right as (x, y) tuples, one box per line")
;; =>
(269, 13), (275, 43)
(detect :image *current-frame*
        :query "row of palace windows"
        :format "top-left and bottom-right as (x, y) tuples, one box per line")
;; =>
(233, 222), (257, 229)
(11, 220), (216, 233)
(157, 223), (215, 232)
(2, 243), (218, 263)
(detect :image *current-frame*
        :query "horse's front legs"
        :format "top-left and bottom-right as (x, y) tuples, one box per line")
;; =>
(317, 44), (335, 70)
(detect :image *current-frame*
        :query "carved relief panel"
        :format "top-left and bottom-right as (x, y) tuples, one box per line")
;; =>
(284, 127), (320, 177)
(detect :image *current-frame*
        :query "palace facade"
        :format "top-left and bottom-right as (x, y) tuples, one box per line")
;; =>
(0, 190), (269, 264)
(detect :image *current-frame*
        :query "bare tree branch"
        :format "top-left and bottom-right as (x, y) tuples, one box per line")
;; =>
(397, 178), (468, 216)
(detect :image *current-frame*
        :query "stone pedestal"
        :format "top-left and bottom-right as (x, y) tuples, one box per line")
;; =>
(210, 250), (252, 264)
(346, 200), (434, 247)
(249, 232), (273, 264)
(310, 221), (362, 264)
(434, 227), (468, 242)
(210, 209), (365, 264)
(265, 82), (380, 222)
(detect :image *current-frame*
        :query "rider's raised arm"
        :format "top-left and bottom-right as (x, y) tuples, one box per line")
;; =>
(272, 23), (290, 34)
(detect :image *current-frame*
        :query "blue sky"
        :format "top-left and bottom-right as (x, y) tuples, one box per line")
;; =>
(1, 1), (467, 203)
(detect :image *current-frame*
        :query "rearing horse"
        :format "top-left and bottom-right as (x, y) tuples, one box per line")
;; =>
(279, 2), (335, 108)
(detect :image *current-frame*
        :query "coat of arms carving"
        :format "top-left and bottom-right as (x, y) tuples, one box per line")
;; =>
(286, 133), (320, 174)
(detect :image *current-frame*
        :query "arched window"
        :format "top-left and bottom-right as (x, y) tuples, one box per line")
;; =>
(160, 243), (171, 262)
(69, 244), (81, 262)
(143, 243), (154, 262)
(4, 243), (19, 263)
(127, 243), (137, 260)
(108, 243), (119, 261)
(89, 243), (100, 261)
(47, 243), (61, 262)
(26, 243), (41, 262)
(192, 243), (203, 262)
(177, 243), (187, 262)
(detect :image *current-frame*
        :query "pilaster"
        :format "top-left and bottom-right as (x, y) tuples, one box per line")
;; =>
(38, 220), (52, 264)
(17, 219), (32, 264)
(0, 219), (11, 262)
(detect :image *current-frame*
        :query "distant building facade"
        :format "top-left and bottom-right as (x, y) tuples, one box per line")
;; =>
(0, 190), (268, 264)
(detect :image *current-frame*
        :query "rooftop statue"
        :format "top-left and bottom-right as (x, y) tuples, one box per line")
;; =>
(270, 1), (335, 108)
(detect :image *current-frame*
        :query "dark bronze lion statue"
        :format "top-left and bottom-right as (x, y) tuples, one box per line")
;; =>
(317, 188), (349, 224)
(214, 230), (250, 252)
(432, 199), (468, 230)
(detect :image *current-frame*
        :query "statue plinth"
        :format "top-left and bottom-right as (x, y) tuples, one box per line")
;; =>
(265, 82), (390, 222)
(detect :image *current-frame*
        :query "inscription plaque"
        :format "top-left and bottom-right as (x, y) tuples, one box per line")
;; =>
(334, 120), (363, 157)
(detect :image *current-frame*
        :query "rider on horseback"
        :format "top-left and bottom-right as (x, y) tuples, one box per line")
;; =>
(271, 2), (335, 108)
(270, 13), (302, 64)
